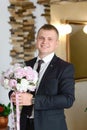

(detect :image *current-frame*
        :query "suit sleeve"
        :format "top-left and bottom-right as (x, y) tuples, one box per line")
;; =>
(34, 64), (75, 110)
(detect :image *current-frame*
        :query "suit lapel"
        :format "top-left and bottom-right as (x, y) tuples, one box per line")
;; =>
(25, 57), (37, 68)
(36, 55), (58, 94)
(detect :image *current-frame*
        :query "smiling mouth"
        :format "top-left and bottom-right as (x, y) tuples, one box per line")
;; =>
(41, 44), (49, 48)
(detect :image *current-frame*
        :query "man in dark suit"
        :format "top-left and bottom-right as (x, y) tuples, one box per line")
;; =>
(10, 24), (75, 130)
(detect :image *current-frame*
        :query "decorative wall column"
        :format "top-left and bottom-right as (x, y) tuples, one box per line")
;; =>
(8, 0), (36, 65)
(8, 0), (51, 65)
(37, 0), (50, 23)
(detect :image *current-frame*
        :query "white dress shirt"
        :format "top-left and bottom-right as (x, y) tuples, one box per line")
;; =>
(29, 52), (54, 118)
(34, 52), (54, 91)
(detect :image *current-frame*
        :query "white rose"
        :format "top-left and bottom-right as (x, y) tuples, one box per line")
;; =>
(4, 79), (10, 89)
(16, 78), (29, 92)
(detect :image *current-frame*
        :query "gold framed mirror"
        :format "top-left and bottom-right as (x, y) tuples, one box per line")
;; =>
(66, 20), (87, 81)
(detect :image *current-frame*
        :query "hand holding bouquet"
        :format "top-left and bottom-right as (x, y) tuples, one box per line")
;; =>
(0, 63), (38, 130)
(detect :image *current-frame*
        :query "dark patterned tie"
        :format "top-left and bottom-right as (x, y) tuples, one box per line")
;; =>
(36, 60), (44, 73)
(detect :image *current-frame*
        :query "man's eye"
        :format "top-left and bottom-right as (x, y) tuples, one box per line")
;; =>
(48, 38), (52, 41)
(38, 37), (44, 40)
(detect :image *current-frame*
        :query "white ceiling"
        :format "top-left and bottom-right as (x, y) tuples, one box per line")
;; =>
(50, 0), (87, 4)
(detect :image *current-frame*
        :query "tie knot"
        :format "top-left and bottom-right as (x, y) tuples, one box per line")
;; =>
(38, 59), (44, 65)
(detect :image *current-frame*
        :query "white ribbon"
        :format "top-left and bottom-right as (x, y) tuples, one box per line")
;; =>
(16, 92), (20, 130)
(8, 99), (16, 130)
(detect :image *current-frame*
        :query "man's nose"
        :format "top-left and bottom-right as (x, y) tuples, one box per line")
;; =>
(43, 38), (47, 43)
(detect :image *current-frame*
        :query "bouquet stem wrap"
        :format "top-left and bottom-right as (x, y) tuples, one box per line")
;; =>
(16, 92), (20, 130)
(8, 99), (16, 130)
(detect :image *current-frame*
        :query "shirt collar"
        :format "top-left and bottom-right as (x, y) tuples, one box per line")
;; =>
(37, 52), (54, 63)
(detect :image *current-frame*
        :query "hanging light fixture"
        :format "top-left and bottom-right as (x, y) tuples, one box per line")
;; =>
(56, 23), (72, 35)
(83, 25), (87, 34)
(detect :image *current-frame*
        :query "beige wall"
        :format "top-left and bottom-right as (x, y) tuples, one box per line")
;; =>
(51, 2), (87, 60)
(51, 2), (87, 130)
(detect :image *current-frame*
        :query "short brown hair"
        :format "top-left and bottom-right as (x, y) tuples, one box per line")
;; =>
(37, 24), (59, 37)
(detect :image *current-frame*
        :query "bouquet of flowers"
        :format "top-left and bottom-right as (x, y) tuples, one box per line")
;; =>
(0, 63), (38, 92)
(0, 63), (38, 130)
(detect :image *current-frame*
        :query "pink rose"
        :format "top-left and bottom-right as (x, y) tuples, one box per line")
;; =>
(4, 68), (13, 78)
(24, 66), (35, 80)
(9, 79), (17, 88)
(14, 68), (26, 79)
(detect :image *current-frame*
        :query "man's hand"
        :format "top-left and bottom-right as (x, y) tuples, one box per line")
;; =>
(18, 92), (33, 106)
(11, 92), (33, 106)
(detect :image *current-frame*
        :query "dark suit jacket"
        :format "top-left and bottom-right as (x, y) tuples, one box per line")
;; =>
(20, 55), (75, 130)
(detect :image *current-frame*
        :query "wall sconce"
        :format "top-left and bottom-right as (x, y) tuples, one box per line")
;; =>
(83, 25), (87, 34)
(56, 24), (72, 35)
